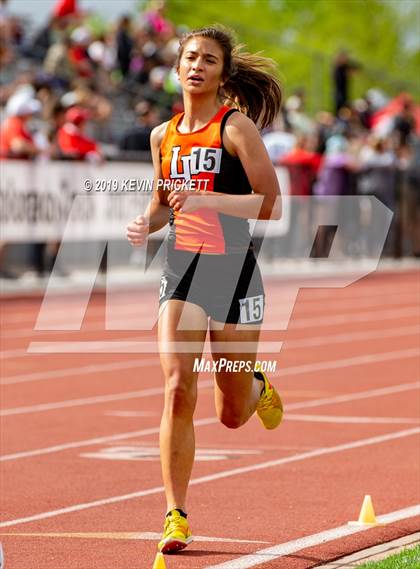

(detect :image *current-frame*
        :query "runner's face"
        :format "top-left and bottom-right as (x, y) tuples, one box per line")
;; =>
(178, 37), (225, 95)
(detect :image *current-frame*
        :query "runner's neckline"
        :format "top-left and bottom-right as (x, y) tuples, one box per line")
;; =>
(175, 106), (227, 135)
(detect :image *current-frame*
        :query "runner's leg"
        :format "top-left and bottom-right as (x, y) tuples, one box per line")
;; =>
(209, 321), (262, 428)
(158, 299), (208, 512)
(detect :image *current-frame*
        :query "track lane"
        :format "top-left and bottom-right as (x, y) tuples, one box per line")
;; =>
(1, 270), (419, 568)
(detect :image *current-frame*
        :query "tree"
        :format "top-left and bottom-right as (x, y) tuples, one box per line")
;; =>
(166, 0), (419, 113)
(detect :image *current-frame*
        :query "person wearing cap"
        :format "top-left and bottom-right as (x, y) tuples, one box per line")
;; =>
(69, 26), (93, 78)
(57, 106), (101, 160)
(0, 95), (41, 279)
(0, 97), (41, 159)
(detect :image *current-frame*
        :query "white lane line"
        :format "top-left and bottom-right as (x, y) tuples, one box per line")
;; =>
(2, 381), (418, 462)
(2, 324), (419, 361)
(204, 505), (420, 569)
(3, 304), (418, 340)
(286, 381), (420, 411)
(274, 348), (419, 378)
(286, 414), (420, 425)
(2, 340), (418, 389)
(0, 380), (211, 417)
(0, 358), (159, 386)
(0, 427), (418, 529)
(104, 411), (158, 418)
(289, 306), (417, 329)
(284, 325), (420, 350)
(2, 349), (418, 416)
(0, 417), (217, 462)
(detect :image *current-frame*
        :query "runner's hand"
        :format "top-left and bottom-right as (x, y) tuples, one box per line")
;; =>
(168, 190), (203, 214)
(126, 215), (149, 247)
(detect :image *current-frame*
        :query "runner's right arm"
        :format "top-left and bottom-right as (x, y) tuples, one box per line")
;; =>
(126, 122), (170, 247)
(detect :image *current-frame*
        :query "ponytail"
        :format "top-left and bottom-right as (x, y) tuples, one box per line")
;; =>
(223, 46), (282, 129)
(176, 26), (283, 129)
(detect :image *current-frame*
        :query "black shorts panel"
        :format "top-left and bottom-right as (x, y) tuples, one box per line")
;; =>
(159, 246), (265, 324)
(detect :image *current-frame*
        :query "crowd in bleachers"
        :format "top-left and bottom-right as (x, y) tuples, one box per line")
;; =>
(0, 0), (419, 278)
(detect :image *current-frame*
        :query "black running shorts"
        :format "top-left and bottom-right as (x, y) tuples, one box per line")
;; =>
(159, 244), (265, 325)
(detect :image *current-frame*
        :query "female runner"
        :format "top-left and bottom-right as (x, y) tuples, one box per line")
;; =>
(127, 26), (283, 554)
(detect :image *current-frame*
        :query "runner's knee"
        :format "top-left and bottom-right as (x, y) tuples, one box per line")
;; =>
(218, 408), (246, 429)
(164, 369), (196, 418)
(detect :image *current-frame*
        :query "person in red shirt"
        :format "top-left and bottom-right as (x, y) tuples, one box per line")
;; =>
(57, 106), (101, 160)
(0, 97), (42, 278)
(279, 134), (322, 195)
(69, 26), (93, 78)
(279, 134), (322, 256)
(0, 98), (41, 159)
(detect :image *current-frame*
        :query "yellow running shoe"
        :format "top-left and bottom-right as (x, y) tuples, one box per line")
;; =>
(255, 370), (283, 430)
(158, 509), (193, 554)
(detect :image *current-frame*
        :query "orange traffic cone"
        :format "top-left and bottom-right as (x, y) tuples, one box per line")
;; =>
(349, 495), (384, 526)
(152, 552), (167, 569)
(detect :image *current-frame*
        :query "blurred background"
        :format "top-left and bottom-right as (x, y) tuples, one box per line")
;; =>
(0, 0), (419, 286)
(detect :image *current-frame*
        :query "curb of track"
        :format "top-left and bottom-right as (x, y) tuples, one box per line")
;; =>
(317, 531), (420, 567)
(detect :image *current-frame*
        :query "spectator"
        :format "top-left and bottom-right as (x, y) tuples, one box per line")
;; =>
(61, 84), (112, 122)
(314, 134), (357, 196)
(353, 97), (373, 131)
(87, 32), (117, 91)
(314, 111), (335, 154)
(119, 100), (159, 152)
(279, 134), (322, 190)
(262, 116), (296, 163)
(142, 0), (173, 38)
(402, 139), (420, 257)
(69, 26), (94, 78)
(284, 94), (314, 134)
(46, 100), (67, 157)
(43, 35), (75, 87)
(0, 97), (41, 158)
(358, 136), (399, 255)
(0, 95), (42, 279)
(23, 16), (59, 62)
(0, 0), (13, 66)
(279, 134), (322, 256)
(393, 99), (416, 148)
(332, 50), (361, 115)
(313, 134), (358, 256)
(116, 15), (133, 77)
(141, 65), (174, 118)
(57, 106), (101, 160)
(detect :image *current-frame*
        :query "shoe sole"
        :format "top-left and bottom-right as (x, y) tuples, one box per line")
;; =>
(159, 536), (193, 554)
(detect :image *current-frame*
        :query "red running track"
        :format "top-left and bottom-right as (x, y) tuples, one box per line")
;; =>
(0, 269), (419, 568)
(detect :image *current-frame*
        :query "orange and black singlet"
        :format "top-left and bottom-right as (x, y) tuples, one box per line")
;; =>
(160, 105), (253, 255)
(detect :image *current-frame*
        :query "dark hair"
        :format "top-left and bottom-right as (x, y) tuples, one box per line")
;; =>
(176, 26), (283, 129)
